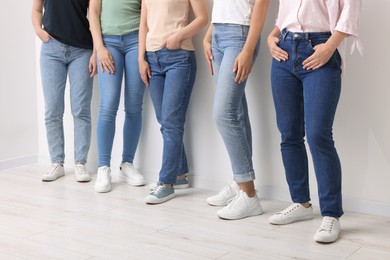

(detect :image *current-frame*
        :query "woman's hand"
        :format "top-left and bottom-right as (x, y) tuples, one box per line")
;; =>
(89, 52), (97, 77)
(97, 47), (115, 74)
(233, 50), (253, 84)
(302, 43), (335, 70)
(267, 34), (288, 62)
(36, 28), (51, 43)
(139, 59), (151, 87)
(203, 39), (213, 76)
(164, 32), (182, 50)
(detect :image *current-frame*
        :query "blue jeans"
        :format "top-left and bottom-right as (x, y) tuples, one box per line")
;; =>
(40, 38), (93, 164)
(212, 24), (260, 183)
(97, 31), (145, 167)
(271, 29), (343, 217)
(146, 48), (196, 185)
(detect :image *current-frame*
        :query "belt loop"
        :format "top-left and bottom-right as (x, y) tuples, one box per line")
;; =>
(281, 28), (288, 42)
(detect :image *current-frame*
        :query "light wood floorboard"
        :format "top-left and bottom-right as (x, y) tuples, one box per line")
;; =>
(0, 164), (389, 259)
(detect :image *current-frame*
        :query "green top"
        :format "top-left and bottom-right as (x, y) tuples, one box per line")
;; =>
(101, 0), (141, 35)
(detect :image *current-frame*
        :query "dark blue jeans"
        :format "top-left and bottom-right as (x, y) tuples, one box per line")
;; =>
(146, 48), (196, 185)
(271, 29), (343, 217)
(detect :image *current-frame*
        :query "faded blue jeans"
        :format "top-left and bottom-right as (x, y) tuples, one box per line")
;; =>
(40, 38), (93, 164)
(146, 48), (196, 185)
(212, 24), (260, 183)
(97, 31), (145, 167)
(271, 29), (343, 217)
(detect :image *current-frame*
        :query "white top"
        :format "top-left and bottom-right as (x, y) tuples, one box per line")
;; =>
(212, 0), (255, 26)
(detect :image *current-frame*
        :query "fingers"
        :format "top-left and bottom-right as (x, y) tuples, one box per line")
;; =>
(204, 48), (214, 75)
(302, 54), (325, 70)
(206, 58), (214, 76)
(140, 69), (151, 87)
(271, 46), (288, 61)
(89, 63), (97, 77)
(99, 57), (115, 74)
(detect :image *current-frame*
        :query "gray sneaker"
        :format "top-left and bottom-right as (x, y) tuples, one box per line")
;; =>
(149, 176), (189, 190)
(145, 182), (175, 204)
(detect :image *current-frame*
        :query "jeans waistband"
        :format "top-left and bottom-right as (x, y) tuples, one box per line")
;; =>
(281, 28), (331, 41)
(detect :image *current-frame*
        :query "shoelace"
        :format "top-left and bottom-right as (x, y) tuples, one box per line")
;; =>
(219, 182), (235, 196)
(278, 203), (300, 215)
(75, 165), (87, 175)
(225, 191), (244, 209)
(152, 184), (166, 195)
(318, 217), (335, 233)
(49, 164), (61, 174)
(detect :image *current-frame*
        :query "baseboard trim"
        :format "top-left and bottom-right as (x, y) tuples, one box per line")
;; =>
(0, 155), (39, 171)
(190, 177), (390, 218)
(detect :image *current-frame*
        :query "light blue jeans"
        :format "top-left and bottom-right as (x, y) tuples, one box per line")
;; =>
(146, 48), (196, 185)
(40, 38), (93, 164)
(212, 24), (260, 183)
(97, 31), (145, 167)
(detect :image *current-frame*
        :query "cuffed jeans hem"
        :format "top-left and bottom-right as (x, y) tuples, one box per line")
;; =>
(51, 161), (64, 165)
(75, 161), (87, 164)
(233, 171), (255, 183)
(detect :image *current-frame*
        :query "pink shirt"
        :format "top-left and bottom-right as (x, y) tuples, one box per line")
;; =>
(276, 0), (363, 68)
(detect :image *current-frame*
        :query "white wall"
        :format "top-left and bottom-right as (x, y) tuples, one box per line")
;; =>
(0, 2), (39, 169)
(34, 1), (390, 216)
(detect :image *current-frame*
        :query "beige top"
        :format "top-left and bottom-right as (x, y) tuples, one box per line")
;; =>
(145, 0), (194, 51)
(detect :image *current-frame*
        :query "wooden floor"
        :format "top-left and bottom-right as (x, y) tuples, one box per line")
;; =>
(0, 165), (389, 260)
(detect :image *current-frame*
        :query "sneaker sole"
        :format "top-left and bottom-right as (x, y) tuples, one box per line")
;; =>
(42, 174), (65, 182)
(123, 177), (146, 187)
(217, 207), (264, 220)
(206, 199), (229, 207)
(145, 193), (175, 204)
(76, 177), (92, 183)
(95, 185), (112, 193)
(269, 214), (314, 225)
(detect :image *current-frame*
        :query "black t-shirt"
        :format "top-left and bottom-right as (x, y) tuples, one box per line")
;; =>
(42, 0), (93, 50)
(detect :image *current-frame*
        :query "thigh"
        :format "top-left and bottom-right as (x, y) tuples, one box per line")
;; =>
(124, 36), (145, 112)
(161, 50), (196, 125)
(40, 39), (67, 113)
(271, 59), (305, 136)
(68, 48), (94, 108)
(147, 52), (165, 123)
(303, 68), (341, 131)
(213, 47), (246, 114)
(98, 36), (125, 110)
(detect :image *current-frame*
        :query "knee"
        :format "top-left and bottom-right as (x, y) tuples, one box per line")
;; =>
(213, 105), (232, 129)
(99, 106), (117, 119)
(306, 128), (334, 149)
(124, 107), (143, 120)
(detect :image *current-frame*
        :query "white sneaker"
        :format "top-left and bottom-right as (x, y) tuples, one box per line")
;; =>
(120, 162), (145, 186)
(207, 181), (239, 206)
(42, 163), (65, 182)
(94, 166), (112, 193)
(268, 203), (314, 225)
(74, 164), (91, 182)
(217, 190), (263, 220)
(314, 216), (341, 243)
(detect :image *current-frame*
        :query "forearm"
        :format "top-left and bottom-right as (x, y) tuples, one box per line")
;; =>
(243, 0), (269, 53)
(269, 26), (281, 38)
(138, 2), (148, 62)
(203, 24), (212, 44)
(326, 31), (348, 51)
(31, 0), (43, 33)
(175, 0), (208, 42)
(88, 0), (104, 50)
